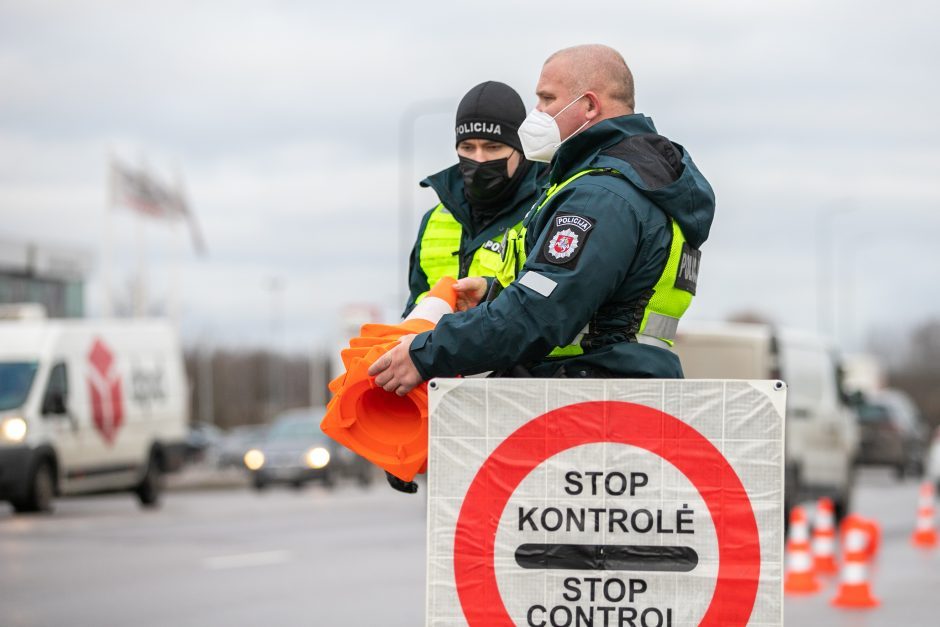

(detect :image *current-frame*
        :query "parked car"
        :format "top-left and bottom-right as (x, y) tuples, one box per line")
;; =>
(927, 426), (940, 492)
(244, 407), (373, 490)
(673, 322), (859, 519)
(0, 318), (188, 514)
(856, 389), (928, 479)
(217, 424), (268, 469)
(184, 422), (224, 465)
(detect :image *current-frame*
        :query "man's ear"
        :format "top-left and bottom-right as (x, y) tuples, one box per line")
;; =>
(584, 91), (601, 119)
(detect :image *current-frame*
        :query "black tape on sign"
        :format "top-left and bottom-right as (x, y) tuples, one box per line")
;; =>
(514, 543), (699, 572)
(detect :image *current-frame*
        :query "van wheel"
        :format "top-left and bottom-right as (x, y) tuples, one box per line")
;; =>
(136, 454), (164, 509)
(13, 461), (55, 514)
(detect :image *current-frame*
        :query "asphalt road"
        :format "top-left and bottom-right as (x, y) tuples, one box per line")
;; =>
(1, 469), (937, 626)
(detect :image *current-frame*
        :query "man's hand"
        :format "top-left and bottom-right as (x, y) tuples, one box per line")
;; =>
(453, 277), (488, 311)
(367, 334), (424, 395)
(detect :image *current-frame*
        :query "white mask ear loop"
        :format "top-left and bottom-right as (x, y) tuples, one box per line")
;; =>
(552, 93), (587, 120)
(553, 93), (591, 142)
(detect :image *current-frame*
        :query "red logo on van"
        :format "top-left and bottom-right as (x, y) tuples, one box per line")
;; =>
(88, 338), (123, 445)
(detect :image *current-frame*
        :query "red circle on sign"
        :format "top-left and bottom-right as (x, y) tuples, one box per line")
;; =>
(453, 401), (761, 626)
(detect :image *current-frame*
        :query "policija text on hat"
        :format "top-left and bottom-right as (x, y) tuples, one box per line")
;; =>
(370, 44), (716, 394)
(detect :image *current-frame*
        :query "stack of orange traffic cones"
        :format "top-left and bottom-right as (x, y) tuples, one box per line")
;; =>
(784, 506), (821, 594)
(832, 516), (880, 609)
(320, 277), (458, 482)
(911, 481), (938, 549)
(812, 497), (839, 575)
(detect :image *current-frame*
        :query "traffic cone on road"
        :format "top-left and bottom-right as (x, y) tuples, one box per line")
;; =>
(840, 514), (880, 561)
(911, 481), (938, 549)
(832, 517), (880, 609)
(784, 506), (821, 594)
(812, 497), (839, 574)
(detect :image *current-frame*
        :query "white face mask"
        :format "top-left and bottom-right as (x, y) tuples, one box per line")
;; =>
(518, 94), (590, 163)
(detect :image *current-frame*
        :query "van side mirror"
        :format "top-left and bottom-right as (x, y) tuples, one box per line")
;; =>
(43, 390), (67, 415)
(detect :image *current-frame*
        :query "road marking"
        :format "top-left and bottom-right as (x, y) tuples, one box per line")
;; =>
(203, 550), (291, 570)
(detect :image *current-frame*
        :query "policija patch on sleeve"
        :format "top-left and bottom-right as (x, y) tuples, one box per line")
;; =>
(536, 214), (595, 267)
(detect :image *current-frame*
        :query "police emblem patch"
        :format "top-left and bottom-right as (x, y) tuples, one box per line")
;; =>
(546, 228), (579, 260)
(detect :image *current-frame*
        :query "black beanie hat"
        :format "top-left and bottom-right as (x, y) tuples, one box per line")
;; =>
(454, 81), (526, 153)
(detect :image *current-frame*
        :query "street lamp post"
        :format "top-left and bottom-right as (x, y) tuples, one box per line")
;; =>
(265, 276), (285, 415)
(398, 98), (453, 311)
(816, 204), (856, 339)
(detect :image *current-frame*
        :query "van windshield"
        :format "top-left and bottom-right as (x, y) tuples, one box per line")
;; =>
(0, 362), (39, 411)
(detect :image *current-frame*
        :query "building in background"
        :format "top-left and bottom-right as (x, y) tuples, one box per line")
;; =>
(0, 238), (92, 318)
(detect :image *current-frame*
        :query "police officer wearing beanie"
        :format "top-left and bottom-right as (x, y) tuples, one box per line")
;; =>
(385, 81), (544, 493)
(403, 81), (543, 316)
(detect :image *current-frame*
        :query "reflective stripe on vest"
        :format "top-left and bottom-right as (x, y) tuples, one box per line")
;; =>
(414, 204), (507, 303)
(636, 218), (695, 347)
(496, 168), (699, 356)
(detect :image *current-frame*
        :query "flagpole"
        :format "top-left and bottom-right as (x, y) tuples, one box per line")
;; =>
(135, 212), (146, 317)
(135, 154), (147, 318)
(104, 153), (115, 318)
(170, 167), (185, 328)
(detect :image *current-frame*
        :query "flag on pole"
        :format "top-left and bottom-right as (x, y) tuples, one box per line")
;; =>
(110, 158), (207, 255)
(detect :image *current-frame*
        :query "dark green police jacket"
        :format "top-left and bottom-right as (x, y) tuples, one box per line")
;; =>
(403, 161), (543, 317)
(408, 114), (716, 379)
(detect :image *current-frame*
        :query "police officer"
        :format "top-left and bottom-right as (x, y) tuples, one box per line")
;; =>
(404, 81), (543, 316)
(371, 44), (716, 393)
(387, 81), (543, 493)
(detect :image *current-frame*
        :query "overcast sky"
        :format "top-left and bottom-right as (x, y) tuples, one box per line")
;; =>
(2, 0), (938, 353)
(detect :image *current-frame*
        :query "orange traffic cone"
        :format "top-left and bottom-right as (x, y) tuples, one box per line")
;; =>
(321, 277), (458, 482)
(832, 517), (880, 608)
(840, 514), (880, 561)
(784, 506), (821, 594)
(812, 497), (839, 574)
(911, 481), (938, 549)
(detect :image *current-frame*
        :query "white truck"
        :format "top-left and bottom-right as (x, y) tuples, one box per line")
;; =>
(0, 318), (188, 513)
(673, 322), (859, 519)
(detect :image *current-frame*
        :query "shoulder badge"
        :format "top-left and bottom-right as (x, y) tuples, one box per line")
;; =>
(536, 214), (596, 267)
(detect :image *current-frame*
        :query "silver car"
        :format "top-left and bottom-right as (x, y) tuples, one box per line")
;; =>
(243, 407), (373, 490)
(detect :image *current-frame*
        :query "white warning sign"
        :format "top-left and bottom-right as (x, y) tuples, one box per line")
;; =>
(426, 379), (785, 627)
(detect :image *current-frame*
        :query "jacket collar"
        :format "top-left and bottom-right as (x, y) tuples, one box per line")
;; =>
(549, 114), (658, 183)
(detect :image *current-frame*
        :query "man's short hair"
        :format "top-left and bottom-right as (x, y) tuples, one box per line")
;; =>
(546, 44), (635, 111)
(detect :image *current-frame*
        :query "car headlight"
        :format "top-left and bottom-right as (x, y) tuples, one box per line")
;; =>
(1, 417), (27, 443)
(244, 449), (265, 471)
(305, 447), (330, 469)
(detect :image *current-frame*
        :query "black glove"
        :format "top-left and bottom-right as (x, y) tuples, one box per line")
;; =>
(385, 471), (419, 494)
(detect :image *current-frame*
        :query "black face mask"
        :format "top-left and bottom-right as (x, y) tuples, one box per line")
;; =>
(458, 156), (513, 204)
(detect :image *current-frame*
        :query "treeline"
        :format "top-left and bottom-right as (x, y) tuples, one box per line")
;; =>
(884, 318), (940, 430)
(183, 349), (333, 429)
(180, 318), (940, 433)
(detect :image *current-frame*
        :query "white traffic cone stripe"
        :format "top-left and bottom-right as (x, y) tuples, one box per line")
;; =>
(916, 512), (934, 532)
(844, 529), (868, 552)
(813, 537), (835, 554)
(816, 512), (835, 528)
(840, 562), (868, 584)
(788, 549), (813, 572)
(791, 525), (810, 543)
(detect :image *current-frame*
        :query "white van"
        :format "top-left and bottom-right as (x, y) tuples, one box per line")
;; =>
(673, 322), (859, 518)
(0, 319), (188, 513)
